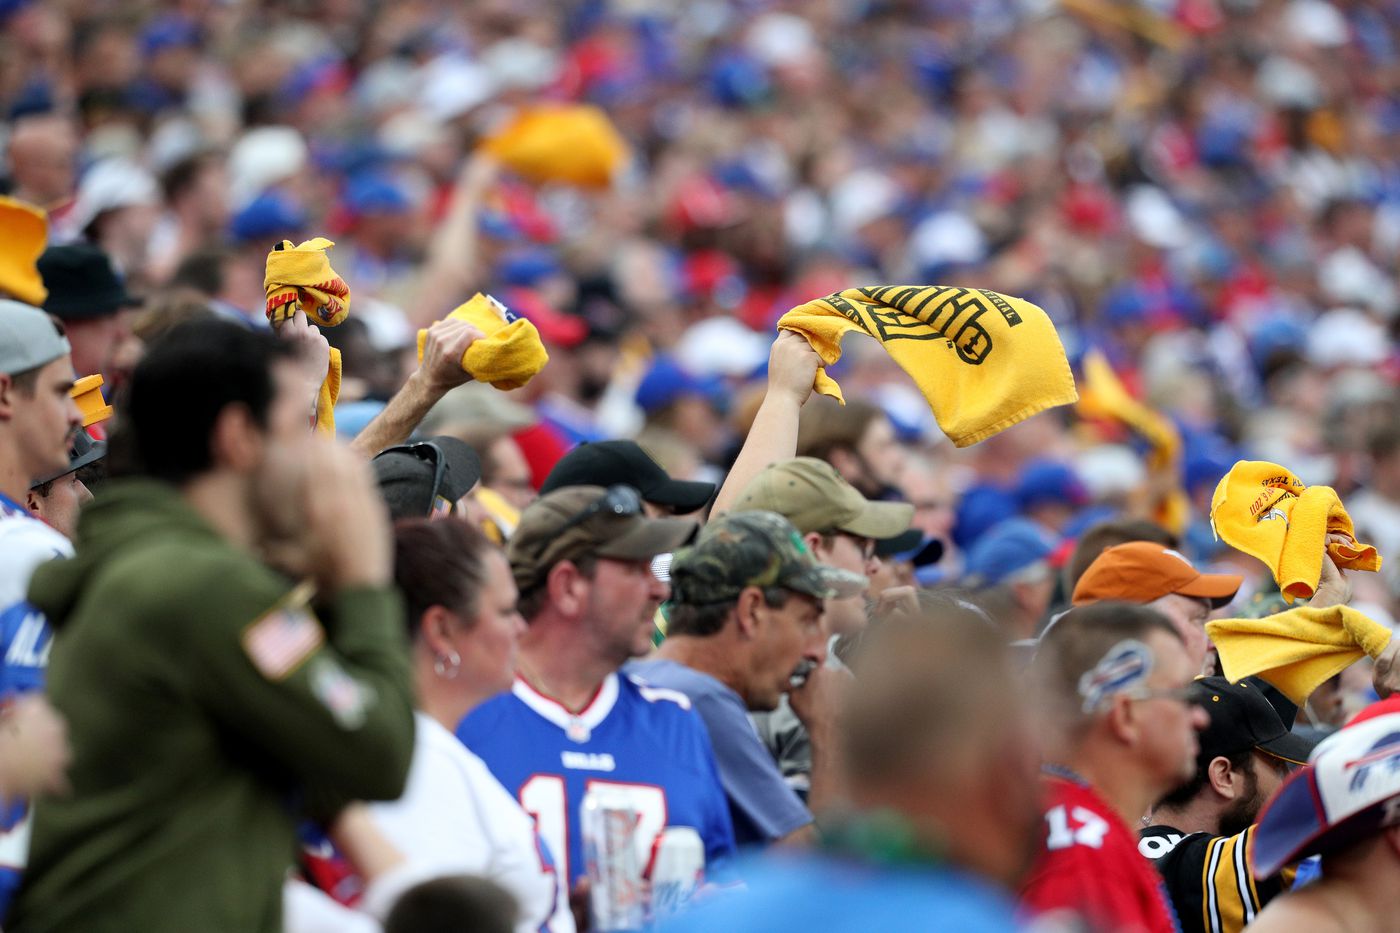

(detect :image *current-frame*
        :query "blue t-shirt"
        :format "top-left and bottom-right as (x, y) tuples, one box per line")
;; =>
(659, 852), (1024, 933)
(627, 659), (813, 847)
(458, 673), (737, 902)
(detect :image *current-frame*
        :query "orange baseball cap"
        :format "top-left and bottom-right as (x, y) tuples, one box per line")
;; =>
(1072, 541), (1242, 608)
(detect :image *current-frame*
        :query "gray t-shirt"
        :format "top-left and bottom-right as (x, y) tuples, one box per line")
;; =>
(626, 659), (812, 847)
(750, 698), (811, 797)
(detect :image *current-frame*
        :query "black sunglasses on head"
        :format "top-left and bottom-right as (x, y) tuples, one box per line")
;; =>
(382, 440), (454, 517)
(557, 484), (644, 534)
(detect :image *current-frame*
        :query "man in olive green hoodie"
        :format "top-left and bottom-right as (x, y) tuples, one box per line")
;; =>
(9, 319), (415, 933)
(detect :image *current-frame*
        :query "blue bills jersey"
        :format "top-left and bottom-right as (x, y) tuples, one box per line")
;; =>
(458, 672), (736, 917)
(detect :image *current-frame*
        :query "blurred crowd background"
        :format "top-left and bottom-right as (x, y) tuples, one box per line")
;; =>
(5, 0), (1399, 717)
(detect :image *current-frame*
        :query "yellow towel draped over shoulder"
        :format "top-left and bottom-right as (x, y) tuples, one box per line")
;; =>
(264, 237), (350, 435)
(416, 293), (549, 391)
(1207, 606), (1392, 706)
(776, 285), (1078, 447)
(1210, 460), (1381, 602)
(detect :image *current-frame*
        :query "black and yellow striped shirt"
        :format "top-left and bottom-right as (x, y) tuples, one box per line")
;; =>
(1139, 824), (1294, 933)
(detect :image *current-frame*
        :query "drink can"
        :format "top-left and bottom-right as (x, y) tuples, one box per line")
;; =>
(644, 826), (705, 922)
(581, 786), (645, 932)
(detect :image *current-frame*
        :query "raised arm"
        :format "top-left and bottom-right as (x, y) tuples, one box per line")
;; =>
(348, 319), (482, 457)
(409, 153), (499, 329)
(711, 332), (820, 514)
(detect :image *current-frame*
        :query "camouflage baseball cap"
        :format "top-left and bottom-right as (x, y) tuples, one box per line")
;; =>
(508, 485), (699, 593)
(670, 510), (868, 605)
(734, 457), (913, 539)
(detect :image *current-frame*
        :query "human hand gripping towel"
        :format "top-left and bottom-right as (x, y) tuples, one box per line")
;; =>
(1206, 606), (1392, 707)
(1210, 461), (1381, 602)
(264, 238), (350, 435)
(416, 293), (548, 390)
(1076, 349), (1188, 534)
(775, 285), (1078, 447)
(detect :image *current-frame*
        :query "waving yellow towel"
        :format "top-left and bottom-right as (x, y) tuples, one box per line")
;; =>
(1207, 606), (1391, 706)
(264, 238), (350, 435)
(417, 293), (549, 391)
(1210, 461), (1381, 602)
(776, 285), (1078, 447)
(479, 106), (630, 189)
(1077, 349), (1188, 534)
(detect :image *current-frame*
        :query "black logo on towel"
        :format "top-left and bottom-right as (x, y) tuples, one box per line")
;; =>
(821, 287), (1022, 365)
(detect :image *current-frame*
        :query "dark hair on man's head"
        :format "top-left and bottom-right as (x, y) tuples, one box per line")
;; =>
(116, 318), (295, 484)
(162, 151), (220, 203)
(1032, 602), (1182, 736)
(170, 248), (231, 296)
(666, 586), (791, 638)
(384, 874), (517, 933)
(1158, 746), (1253, 810)
(1369, 424), (1400, 462)
(1065, 519), (1179, 594)
(393, 517), (498, 639)
(797, 397), (883, 462)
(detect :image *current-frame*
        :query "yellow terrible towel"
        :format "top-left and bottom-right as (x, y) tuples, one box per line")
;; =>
(0, 195), (48, 306)
(416, 293), (549, 391)
(479, 106), (630, 189)
(1210, 461), (1381, 602)
(1076, 349), (1188, 534)
(264, 237), (349, 435)
(777, 285), (1078, 447)
(1207, 606), (1392, 706)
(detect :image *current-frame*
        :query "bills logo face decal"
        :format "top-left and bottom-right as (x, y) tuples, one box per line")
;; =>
(1078, 639), (1153, 713)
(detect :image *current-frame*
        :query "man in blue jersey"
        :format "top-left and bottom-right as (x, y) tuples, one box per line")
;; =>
(629, 510), (866, 847)
(0, 300), (83, 911)
(458, 484), (736, 923)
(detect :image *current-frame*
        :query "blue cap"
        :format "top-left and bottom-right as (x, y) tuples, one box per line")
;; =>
(635, 355), (725, 414)
(963, 518), (1056, 587)
(1015, 459), (1088, 511)
(229, 191), (306, 244)
(952, 483), (1019, 551)
(343, 172), (410, 217)
(497, 248), (563, 288)
(140, 15), (200, 56)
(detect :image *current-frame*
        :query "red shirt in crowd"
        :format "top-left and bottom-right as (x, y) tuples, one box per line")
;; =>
(1020, 773), (1180, 933)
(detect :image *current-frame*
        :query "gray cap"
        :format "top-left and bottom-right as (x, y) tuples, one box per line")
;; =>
(0, 299), (70, 376)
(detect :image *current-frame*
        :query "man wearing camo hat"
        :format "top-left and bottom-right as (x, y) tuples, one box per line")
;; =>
(630, 510), (866, 848)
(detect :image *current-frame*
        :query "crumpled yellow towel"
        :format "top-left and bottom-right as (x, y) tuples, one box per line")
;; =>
(479, 106), (630, 188)
(264, 237), (349, 435)
(777, 285), (1078, 447)
(1207, 606), (1392, 706)
(1076, 350), (1188, 534)
(416, 293), (549, 391)
(0, 195), (49, 306)
(1210, 461), (1381, 602)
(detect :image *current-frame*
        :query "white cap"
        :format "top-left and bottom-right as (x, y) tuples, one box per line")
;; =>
(228, 126), (308, 208)
(70, 159), (160, 233)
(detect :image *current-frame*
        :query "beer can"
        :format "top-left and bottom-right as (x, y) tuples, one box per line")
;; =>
(644, 826), (705, 922)
(581, 786), (645, 932)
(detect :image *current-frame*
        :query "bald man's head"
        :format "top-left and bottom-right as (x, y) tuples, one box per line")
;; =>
(7, 116), (78, 209)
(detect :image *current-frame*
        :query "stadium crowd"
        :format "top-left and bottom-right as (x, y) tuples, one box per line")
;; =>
(3, 0), (1400, 930)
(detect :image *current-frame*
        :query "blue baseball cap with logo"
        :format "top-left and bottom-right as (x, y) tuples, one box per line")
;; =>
(963, 518), (1056, 587)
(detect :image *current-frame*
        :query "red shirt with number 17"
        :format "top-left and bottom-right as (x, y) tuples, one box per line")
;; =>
(1019, 775), (1180, 933)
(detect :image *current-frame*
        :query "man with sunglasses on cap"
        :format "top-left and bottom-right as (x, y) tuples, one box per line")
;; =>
(629, 511), (867, 848)
(458, 485), (736, 924)
(1139, 677), (1315, 933)
(370, 435), (482, 520)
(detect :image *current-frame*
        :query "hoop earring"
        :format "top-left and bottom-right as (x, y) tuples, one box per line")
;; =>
(434, 650), (461, 680)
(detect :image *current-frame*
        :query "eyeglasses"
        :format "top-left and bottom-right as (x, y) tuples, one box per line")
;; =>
(827, 531), (876, 562)
(557, 484), (644, 534)
(382, 440), (454, 517)
(1126, 686), (1204, 709)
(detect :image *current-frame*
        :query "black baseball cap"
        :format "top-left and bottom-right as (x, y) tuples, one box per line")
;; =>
(38, 244), (142, 321)
(1191, 676), (1318, 770)
(540, 440), (715, 514)
(31, 430), (106, 488)
(371, 436), (482, 520)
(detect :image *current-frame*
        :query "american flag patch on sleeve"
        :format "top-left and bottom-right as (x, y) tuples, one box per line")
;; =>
(242, 599), (325, 681)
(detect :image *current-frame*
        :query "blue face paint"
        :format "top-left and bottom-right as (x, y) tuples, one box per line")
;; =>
(1078, 639), (1154, 713)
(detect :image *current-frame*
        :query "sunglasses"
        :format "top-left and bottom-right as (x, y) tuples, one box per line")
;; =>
(382, 440), (455, 517)
(557, 484), (645, 534)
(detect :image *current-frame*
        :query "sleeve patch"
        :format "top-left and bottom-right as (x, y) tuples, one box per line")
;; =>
(242, 604), (325, 681)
